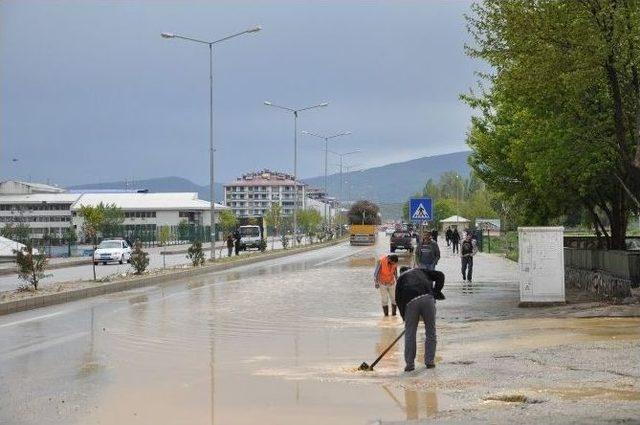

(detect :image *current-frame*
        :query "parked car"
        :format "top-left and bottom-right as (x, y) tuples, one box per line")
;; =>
(390, 231), (413, 253)
(93, 239), (132, 265)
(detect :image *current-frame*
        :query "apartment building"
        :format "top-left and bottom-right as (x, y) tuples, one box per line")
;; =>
(224, 170), (306, 218)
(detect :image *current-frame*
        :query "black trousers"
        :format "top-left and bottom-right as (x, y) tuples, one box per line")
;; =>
(452, 241), (459, 254)
(461, 255), (473, 281)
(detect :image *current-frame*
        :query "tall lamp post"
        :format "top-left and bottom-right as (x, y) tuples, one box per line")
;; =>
(328, 149), (360, 209)
(264, 101), (328, 246)
(301, 131), (351, 225)
(161, 26), (261, 259)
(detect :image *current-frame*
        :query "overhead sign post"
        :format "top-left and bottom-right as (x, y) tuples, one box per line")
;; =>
(409, 198), (433, 223)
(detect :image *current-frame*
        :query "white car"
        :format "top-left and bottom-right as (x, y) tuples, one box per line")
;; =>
(93, 239), (132, 265)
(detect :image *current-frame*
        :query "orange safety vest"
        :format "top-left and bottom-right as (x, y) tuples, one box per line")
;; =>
(378, 255), (397, 285)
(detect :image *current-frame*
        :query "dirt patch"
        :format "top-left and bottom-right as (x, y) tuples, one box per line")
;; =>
(483, 394), (541, 404)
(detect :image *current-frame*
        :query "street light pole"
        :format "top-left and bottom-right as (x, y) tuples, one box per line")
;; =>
(264, 102), (328, 246)
(301, 130), (351, 225)
(161, 26), (261, 259)
(328, 149), (360, 209)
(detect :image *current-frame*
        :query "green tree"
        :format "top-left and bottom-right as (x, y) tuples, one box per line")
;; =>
(263, 203), (282, 249)
(14, 242), (48, 290)
(218, 210), (238, 235)
(130, 241), (149, 274)
(101, 203), (125, 237)
(79, 205), (104, 281)
(177, 220), (190, 241)
(158, 225), (171, 246)
(187, 239), (205, 266)
(464, 0), (640, 248)
(63, 227), (77, 257)
(298, 209), (323, 242)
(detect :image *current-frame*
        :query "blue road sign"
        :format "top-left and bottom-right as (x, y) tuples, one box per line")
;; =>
(409, 198), (433, 222)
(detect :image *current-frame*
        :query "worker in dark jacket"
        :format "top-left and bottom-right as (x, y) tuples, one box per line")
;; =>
(395, 266), (445, 372)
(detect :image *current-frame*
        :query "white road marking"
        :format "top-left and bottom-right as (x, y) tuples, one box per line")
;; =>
(0, 310), (69, 329)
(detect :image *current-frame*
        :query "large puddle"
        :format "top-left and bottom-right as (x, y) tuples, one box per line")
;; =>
(1, 240), (639, 424)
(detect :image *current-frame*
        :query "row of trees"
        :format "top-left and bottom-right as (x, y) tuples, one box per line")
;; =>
(463, 0), (640, 249)
(404, 171), (498, 228)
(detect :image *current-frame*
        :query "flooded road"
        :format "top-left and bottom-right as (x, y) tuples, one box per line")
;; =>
(1, 235), (639, 424)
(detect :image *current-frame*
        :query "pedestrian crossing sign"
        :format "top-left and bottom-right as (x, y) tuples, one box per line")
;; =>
(409, 198), (432, 222)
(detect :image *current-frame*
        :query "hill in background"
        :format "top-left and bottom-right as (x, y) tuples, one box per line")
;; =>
(303, 151), (471, 204)
(69, 151), (471, 216)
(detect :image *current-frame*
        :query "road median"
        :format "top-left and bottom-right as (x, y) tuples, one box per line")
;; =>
(0, 237), (348, 316)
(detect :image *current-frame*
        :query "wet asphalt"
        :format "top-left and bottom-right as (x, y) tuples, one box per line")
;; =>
(0, 234), (638, 424)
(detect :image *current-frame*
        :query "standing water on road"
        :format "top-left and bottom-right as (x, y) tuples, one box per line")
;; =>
(1, 235), (639, 424)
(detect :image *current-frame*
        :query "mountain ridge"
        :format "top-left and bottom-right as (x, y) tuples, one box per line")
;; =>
(69, 151), (472, 204)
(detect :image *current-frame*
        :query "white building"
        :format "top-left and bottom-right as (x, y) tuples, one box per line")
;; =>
(0, 193), (81, 238)
(224, 170), (306, 218)
(0, 180), (65, 195)
(0, 180), (228, 239)
(71, 192), (228, 236)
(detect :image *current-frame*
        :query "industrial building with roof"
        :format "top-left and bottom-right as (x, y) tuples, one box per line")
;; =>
(0, 181), (228, 240)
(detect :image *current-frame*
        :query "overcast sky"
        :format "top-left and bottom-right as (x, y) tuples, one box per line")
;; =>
(1, 0), (479, 187)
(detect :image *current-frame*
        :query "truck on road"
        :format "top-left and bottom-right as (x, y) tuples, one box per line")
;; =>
(347, 200), (381, 246)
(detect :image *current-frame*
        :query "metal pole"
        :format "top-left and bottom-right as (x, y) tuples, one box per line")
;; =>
(293, 111), (298, 247)
(209, 44), (216, 260)
(324, 137), (328, 225)
(339, 156), (343, 236)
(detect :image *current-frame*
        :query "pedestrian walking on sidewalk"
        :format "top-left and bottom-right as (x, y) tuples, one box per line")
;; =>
(226, 234), (234, 257)
(460, 233), (478, 283)
(451, 228), (460, 254)
(395, 266), (445, 371)
(373, 254), (399, 316)
(445, 226), (452, 247)
(415, 232), (440, 270)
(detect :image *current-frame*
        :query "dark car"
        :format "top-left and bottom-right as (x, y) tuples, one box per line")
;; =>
(390, 231), (414, 253)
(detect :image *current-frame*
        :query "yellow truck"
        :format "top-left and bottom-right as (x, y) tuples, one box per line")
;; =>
(349, 224), (378, 246)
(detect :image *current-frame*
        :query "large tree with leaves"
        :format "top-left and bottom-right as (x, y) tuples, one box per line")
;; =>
(464, 0), (640, 249)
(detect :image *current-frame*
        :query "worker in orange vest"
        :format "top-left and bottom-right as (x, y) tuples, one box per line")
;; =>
(374, 254), (399, 316)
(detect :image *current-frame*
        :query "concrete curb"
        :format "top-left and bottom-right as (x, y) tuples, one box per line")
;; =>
(0, 238), (347, 316)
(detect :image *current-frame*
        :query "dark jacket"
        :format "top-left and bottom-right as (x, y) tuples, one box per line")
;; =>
(395, 268), (445, 319)
(451, 230), (460, 242)
(415, 240), (441, 267)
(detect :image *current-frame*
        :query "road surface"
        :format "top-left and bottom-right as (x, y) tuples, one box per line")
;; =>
(1, 234), (638, 424)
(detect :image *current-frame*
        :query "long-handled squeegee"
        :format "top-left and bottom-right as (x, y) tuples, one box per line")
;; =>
(358, 330), (406, 371)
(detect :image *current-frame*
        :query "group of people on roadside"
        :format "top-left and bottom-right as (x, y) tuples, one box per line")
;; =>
(225, 230), (243, 257)
(373, 226), (478, 372)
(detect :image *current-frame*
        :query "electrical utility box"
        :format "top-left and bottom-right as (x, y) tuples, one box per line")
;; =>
(518, 227), (566, 305)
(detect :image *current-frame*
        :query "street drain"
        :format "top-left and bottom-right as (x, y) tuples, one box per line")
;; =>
(483, 394), (543, 404)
